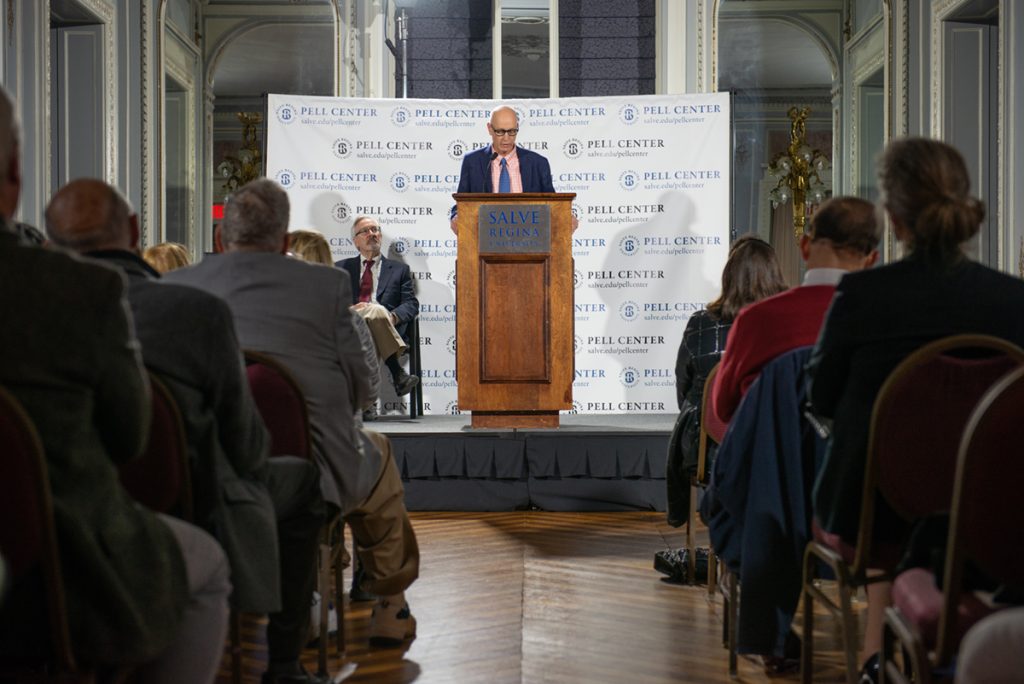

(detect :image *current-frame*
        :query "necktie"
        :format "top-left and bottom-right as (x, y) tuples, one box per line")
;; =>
(498, 157), (511, 193)
(358, 259), (374, 303)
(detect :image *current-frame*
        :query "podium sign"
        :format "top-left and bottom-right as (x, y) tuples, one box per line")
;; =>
(454, 192), (576, 428)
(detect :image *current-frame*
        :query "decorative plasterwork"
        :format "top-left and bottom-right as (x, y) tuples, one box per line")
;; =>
(164, 46), (197, 250)
(141, 1), (152, 244)
(930, 0), (964, 137)
(698, 0), (705, 92)
(76, 0), (117, 184)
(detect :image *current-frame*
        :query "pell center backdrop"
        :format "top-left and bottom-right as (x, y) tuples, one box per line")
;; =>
(265, 93), (731, 417)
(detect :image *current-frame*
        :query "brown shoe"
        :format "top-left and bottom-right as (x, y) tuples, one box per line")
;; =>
(369, 593), (416, 647)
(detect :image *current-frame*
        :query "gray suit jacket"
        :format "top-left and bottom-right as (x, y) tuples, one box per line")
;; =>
(167, 251), (375, 509)
(0, 230), (188, 664)
(88, 250), (281, 613)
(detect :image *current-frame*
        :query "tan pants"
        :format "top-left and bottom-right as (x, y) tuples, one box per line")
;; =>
(347, 429), (419, 596)
(357, 303), (407, 362)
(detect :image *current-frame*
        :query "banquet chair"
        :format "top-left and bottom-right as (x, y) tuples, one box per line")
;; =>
(0, 385), (86, 682)
(244, 350), (347, 674)
(118, 373), (193, 521)
(800, 334), (1024, 684)
(881, 365), (1024, 684)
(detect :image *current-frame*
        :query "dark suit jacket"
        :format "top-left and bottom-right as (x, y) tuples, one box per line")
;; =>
(456, 145), (556, 194)
(0, 230), (188, 664)
(807, 253), (1024, 543)
(335, 255), (419, 341)
(87, 250), (282, 613)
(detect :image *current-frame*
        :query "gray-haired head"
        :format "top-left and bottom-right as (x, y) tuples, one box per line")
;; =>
(220, 178), (290, 251)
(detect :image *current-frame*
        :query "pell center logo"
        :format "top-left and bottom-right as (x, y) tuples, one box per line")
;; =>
(447, 139), (469, 161)
(445, 401), (461, 416)
(619, 170), (640, 191)
(275, 168), (296, 189)
(390, 237), (409, 255)
(573, 269), (583, 289)
(618, 234), (640, 256)
(391, 106), (411, 127)
(331, 202), (352, 224)
(332, 138), (353, 159)
(446, 270), (457, 289)
(619, 300), (640, 322)
(620, 366), (641, 388)
(563, 138), (584, 159)
(390, 172), (411, 193)
(574, 335), (583, 354)
(446, 336), (457, 355)
(275, 103), (296, 124)
(618, 103), (640, 125)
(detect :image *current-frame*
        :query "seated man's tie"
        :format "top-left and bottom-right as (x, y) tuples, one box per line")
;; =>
(359, 259), (374, 303)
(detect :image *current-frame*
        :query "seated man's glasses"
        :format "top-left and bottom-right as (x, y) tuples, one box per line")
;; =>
(492, 128), (519, 137)
(355, 225), (381, 237)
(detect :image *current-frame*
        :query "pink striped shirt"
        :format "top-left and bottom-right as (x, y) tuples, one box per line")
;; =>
(489, 147), (523, 193)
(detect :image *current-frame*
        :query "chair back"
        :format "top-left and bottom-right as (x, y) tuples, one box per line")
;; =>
(118, 373), (193, 520)
(935, 365), (1024, 662)
(0, 385), (77, 673)
(244, 350), (312, 459)
(407, 316), (423, 419)
(854, 334), (1024, 572)
(696, 362), (721, 484)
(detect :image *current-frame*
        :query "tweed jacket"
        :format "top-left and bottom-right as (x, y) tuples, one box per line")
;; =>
(167, 251), (374, 510)
(0, 230), (188, 664)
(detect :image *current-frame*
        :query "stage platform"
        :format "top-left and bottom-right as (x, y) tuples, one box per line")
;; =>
(373, 414), (672, 512)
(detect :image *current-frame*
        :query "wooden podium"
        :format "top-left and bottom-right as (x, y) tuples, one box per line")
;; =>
(453, 192), (576, 428)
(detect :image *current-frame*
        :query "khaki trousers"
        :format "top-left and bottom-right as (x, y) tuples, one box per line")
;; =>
(357, 303), (407, 361)
(346, 429), (419, 596)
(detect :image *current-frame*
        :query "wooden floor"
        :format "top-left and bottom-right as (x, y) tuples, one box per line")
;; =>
(219, 512), (859, 684)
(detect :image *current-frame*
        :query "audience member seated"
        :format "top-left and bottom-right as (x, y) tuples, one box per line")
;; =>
(0, 86), (229, 683)
(709, 196), (880, 429)
(658, 236), (787, 578)
(167, 179), (420, 648)
(288, 229), (333, 265)
(806, 137), (1024, 683)
(143, 241), (190, 273)
(335, 216), (420, 397)
(44, 179), (328, 684)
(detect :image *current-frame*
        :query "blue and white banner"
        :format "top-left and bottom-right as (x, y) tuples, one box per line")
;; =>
(266, 93), (731, 416)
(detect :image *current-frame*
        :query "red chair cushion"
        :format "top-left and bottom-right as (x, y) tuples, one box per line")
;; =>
(118, 385), (184, 515)
(893, 567), (995, 648)
(0, 396), (45, 577)
(812, 520), (904, 571)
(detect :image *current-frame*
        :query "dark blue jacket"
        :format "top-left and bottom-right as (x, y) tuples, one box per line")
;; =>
(335, 255), (418, 341)
(456, 145), (555, 194)
(704, 346), (826, 657)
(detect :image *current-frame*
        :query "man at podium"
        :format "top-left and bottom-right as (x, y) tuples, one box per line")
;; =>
(449, 105), (555, 233)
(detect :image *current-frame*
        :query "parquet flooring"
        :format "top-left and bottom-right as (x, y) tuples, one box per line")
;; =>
(219, 511), (860, 683)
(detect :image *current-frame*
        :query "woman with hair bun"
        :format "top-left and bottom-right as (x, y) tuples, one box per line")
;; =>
(806, 137), (1024, 682)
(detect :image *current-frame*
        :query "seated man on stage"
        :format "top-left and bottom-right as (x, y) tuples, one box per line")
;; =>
(449, 104), (555, 233)
(708, 196), (881, 435)
(336, 215), (419, 397)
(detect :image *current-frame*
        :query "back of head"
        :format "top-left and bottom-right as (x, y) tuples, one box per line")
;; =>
(708, 235), (788, 320)
(807, 196), (881, 257)
(288, 229), (332, 265)
(878, 137), (984, 264)
(45, 178), (133, 252)
(143, 242), (191, 273)
(220, 178), (290, 252)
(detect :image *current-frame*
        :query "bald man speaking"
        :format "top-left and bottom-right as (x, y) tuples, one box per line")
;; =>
(449, 105), (555, 233)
